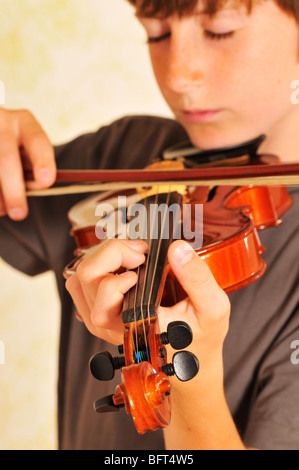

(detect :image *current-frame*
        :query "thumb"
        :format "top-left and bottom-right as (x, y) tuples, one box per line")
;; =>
(167, 240), (230, 321)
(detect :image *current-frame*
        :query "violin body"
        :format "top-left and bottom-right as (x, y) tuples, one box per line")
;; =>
(65, 182), (292, 294)
(63, 139), (293, 435)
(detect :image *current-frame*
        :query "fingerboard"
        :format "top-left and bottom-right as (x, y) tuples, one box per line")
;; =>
(122, 191), (183, 324)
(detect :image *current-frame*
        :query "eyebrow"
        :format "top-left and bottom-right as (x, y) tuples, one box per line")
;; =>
(135, 6), (225, 20)
(135, 10), (205, 20)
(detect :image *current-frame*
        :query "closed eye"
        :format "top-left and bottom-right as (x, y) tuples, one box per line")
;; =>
(204, 30), (234, 40)
(147, 31), (171, 44)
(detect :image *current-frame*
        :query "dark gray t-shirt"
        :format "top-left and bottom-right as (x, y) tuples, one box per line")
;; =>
(0, 116), (298, 450)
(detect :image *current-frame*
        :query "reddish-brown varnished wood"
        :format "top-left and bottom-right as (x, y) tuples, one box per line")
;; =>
(63, 153), (294, 434)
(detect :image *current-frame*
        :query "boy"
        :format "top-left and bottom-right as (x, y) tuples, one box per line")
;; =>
(0, 0), (299, 449)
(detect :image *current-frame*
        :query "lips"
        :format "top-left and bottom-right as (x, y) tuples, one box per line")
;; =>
(180, 109), (222, 123)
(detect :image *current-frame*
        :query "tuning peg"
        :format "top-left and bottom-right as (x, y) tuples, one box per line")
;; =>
(93, 394), (124, 413)
(162, 350), (199, 382)
(160, 321), (193, 350)
(89, 351), (125, 381)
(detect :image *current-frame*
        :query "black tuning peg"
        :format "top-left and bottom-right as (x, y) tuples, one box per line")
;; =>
(93, 394), (124, 413)
(160, 321), (193, 350)
(89, 351), (125, 381)
(162, 350), (199, 382)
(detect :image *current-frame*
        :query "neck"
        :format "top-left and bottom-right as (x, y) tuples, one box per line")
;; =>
(122, 191), (183, 325)
(259, 107), (299, 163)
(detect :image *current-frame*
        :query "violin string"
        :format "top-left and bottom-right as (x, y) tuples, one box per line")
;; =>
(138, 189), (156, 361)
(146, 185), (171, 327)
(130, 183), (171, 363)
(144, 187), (159, 329)
(126, 205), (142, 361)
(132, 265), (140, 360)
(123, 204), (139, 360)
(132, 187), (153, 362)
(134, 192), (144, 360)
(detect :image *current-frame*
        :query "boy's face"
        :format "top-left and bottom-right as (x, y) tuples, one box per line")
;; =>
(137, 0), (299, 149)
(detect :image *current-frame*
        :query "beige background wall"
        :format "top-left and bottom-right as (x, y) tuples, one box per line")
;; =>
(0, 0), (172, 450)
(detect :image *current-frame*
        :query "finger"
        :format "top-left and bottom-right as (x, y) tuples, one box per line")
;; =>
(90, 271), (138, 329)
(0, 108), (55, 219)
(0, 184), (6, 216)
(66, 273), (121, 343)
(65, 273), (91, 325)
(77, 239), (148, 302)
(167, 240), (230, 323)
(0, 131), (28, 219)
(75, 311), (84, 323)
(65, 271), (135, 344)
(17, 110), (56, 188)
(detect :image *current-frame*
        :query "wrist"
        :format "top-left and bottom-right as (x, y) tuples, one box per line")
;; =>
(164, 384), (245, 450)
(164, 355), (246, 450)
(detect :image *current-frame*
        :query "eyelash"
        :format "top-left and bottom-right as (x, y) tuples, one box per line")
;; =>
(147, 32), (171, 44)
(204, 31), (234, 41)
(147, 30), (234, 44)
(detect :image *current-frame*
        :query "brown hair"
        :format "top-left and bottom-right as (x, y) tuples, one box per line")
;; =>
(127, 0), (299, 20)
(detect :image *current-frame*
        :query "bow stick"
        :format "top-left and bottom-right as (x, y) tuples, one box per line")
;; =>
(24, 162), (299, 197)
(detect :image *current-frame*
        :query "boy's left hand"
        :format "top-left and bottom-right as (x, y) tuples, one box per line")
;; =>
(65, 238), (231, 369)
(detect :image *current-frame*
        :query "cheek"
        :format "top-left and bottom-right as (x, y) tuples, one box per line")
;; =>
(149, 48), (166, 87)
(218, 41), (297, 123)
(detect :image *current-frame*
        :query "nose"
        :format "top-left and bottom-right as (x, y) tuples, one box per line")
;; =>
(165, 30), (205, 93)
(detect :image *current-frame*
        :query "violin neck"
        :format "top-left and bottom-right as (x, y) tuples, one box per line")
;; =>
(122, 192), (183, 324)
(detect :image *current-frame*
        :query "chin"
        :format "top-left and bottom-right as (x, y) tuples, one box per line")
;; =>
(181, 122), (264, 152)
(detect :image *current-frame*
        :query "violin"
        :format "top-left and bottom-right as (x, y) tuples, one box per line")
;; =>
(61, 135), (293, 434)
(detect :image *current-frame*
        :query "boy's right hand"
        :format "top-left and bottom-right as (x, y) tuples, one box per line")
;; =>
(0, 108), (56, 220)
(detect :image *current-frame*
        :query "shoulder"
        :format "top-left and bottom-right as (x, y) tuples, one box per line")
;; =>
(98, 115), (189, 168)
(55, 115), (189, 171)
(105, 115), (186, 136)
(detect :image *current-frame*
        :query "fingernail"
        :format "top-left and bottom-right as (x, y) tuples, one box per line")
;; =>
(37, 168), (52, 184)
(127, 240), (148, 252)
(9, 208), (26, 220)
(119, 270), (136, 278)
(75, 311), (84, 323)
(173, 242), (194, 265)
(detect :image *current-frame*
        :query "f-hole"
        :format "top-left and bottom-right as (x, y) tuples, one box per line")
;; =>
(207, 186), (218, 202)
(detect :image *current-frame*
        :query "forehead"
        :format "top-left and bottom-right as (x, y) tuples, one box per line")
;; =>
(131, 0), (254, 18)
